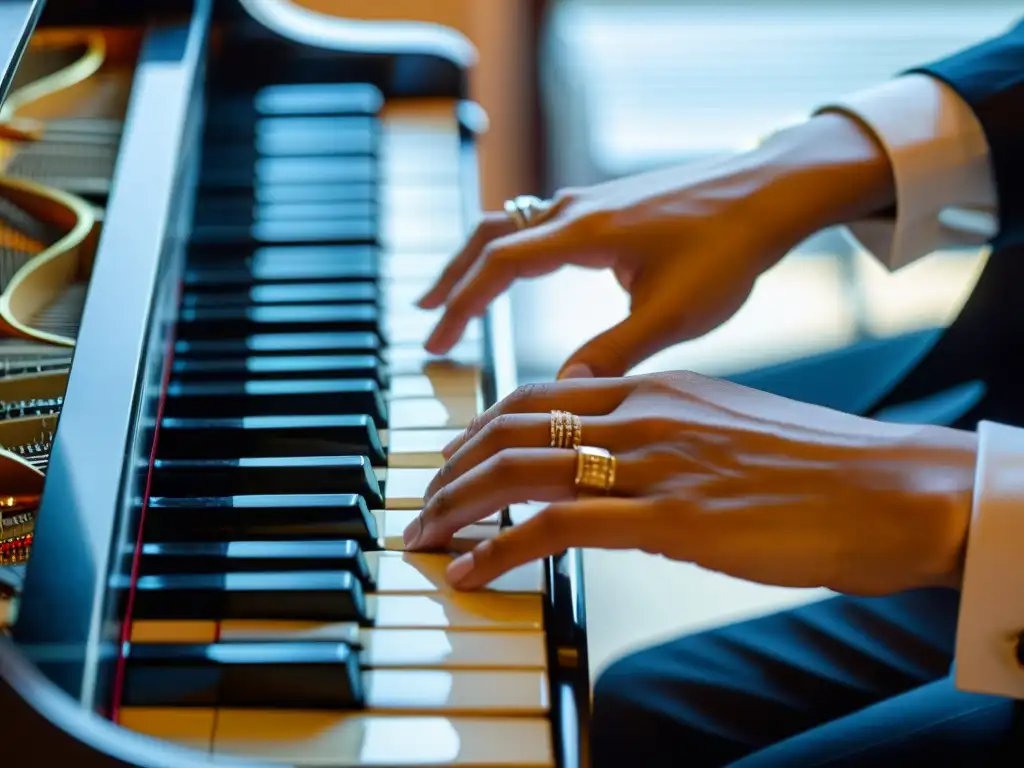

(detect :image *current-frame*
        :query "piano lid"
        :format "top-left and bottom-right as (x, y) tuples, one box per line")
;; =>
(0, 0), (45, 109)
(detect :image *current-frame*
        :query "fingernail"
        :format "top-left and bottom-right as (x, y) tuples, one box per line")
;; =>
(403, 516), (423, 548)
(558, 363), (593, 380)
(446, 551), (475, 586)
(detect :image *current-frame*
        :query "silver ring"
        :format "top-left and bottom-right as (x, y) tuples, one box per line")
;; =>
(504, 195), (552, 230)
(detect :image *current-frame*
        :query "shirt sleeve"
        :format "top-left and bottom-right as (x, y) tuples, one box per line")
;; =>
(955, 420), (1024, 699)
(814, 73), (999, 271)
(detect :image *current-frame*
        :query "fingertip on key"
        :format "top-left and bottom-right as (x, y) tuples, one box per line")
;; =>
(446, 550), (475, 587)
(402, 515), (423, 548)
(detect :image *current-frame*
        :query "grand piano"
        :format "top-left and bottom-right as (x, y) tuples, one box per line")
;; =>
(0, 1), (589, 765)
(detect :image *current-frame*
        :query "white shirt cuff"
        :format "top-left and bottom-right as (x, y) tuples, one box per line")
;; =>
(955, 420), (1024, 699)
(816, 73), (998, 271)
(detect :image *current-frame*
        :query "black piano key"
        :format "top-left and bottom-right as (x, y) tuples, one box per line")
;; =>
(149, 455), (383, 506)
(204, 115), (378, 158)
(158, 414), (386, 465)
(191, 242), (377, 265)
(252, 182), (376, 205)
(163, 379), (387, 426)
(191, 217), (377, 246)
(176, 303), (380, 337)
(171, 354), (385, 384)
(200, 156), (376, 190)
(180, 282), (379, 307)
(184, 247), (378, 287)
(206, 83), (383, 125)
(138, 540), (375, 585)
(123, 642), (364, 710)
(129, 570), (368, 623)
(144, 494), (379, 549)
(174, 331), (381, 359)
(192, 199), (376, 228)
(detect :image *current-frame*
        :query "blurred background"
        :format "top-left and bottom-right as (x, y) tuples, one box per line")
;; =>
(322, 0), (1019, 676)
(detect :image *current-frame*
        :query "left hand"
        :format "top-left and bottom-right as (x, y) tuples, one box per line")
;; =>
(403, 371), (978, 596)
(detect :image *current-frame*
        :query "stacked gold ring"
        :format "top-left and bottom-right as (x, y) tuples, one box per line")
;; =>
(575, 446), (617, 494)
(503, 194), (553, 231)
(550, 409), (582, 449)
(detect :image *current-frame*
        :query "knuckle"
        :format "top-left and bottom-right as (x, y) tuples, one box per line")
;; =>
(426, 486), (452, 522)
(479, 414), (516, 450)
(464, 411), (489, 441)
(507, 382), (549, 410)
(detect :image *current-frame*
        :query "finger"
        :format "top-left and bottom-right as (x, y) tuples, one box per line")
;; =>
(424, 220), (580, 354)
(557, 306), (678, 379)
(445, 498), (657, 589)
(418, 213), (515, 309)
(405, 447), (647, 550)
(441, 378), (634, 459)
(425, 412), (622, 500)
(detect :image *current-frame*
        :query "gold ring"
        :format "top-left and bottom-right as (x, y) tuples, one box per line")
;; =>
(550, 410), (582, 449)
(574, 445), (616, 494)
(503, 194), (552, 230)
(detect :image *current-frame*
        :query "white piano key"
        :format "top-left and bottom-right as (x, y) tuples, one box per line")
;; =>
(376, 508), (500, 552)
(378, 253), (455, 282)
(118, 707), (215, 752)
(213, 711), (555, 767)
(358, 629), (547, 670)
(367, 551), (544, 595)
(383, 467), (437, 509)
(388, 396), (478, 429)
(385, 341), (482, 375)
(367, 593), (543, 631)
(388, 368), (481, 401)
(385, 310), (483, 346)
(386, 428), (463, 468)
(363, 669), (548, 714)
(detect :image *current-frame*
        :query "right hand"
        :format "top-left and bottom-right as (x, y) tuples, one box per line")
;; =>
(419, 113), (895, 378)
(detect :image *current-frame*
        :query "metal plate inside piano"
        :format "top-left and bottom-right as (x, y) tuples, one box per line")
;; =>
(113, 82), (556, 767)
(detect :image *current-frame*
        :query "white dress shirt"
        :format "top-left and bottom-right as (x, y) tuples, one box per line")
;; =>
(817, 74), (1024, 699)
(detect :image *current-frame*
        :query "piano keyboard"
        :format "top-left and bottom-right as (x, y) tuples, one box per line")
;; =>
(112, 82), (557, 767)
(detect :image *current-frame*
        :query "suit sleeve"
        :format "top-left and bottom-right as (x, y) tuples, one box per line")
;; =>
(910, 18), (1024, 248)
(912, 20), (1024, 699)
(818, 74), (997, 270)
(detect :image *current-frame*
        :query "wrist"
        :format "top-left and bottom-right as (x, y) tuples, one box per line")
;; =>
(754, 111), (896, 234)
(914, 426), (977, 590)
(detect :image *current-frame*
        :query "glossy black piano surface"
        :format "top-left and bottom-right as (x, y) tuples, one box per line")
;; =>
(0, 2), (589, 766)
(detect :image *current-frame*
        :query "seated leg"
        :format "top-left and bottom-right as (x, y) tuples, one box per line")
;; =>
(734, 676), (1022, 766)
(590, 587), (960, 768)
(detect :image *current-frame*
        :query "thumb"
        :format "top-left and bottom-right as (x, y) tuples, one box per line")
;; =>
(558, 309), (671, 379)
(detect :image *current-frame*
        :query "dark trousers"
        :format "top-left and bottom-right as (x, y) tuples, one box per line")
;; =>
(591, 588), (1022, 766)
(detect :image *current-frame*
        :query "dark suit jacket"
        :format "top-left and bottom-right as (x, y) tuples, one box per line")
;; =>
(912, 18), (1024, 248)
(868, 19), (1024, 431)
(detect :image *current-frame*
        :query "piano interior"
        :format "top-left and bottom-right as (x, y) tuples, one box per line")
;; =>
(0, 1), (587, 767)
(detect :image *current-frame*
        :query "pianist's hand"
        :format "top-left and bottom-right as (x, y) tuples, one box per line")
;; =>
(403, 371), (977, 597)
(418, 112), (895, 378)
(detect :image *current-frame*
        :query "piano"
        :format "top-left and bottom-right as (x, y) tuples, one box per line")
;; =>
(0, 1), (589, 766)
